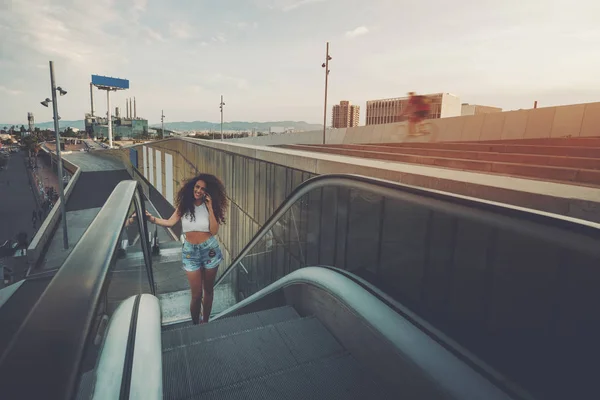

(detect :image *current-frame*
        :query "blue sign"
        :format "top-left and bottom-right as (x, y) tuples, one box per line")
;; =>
(91, 75), (129, 90)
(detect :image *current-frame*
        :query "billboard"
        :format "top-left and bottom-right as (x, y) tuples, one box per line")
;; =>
(91, 75), (129, 90)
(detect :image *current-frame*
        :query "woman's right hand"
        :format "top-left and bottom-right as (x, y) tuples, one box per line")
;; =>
(145, 210), (153, 221)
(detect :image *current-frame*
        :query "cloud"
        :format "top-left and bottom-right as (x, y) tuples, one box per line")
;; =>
(283, 0), (326, 11)
(235, 21), (259, 30)
(204, 73), (249, 91)
(256, 0), (327, 12)
(0, 86), (21, 95)
(132, 0), (147, 12)
(0, 0), (126, 70)
(144, 27), (166, 43)
(211, 35), (227, 43)
(345, 26), (369, 38)
(170, 22), (193, 39)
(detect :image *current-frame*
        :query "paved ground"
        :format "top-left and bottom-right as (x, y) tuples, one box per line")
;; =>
(63, 151), (124, 172)
(0, 151), (40, 246)
(83, 139), (104, 150)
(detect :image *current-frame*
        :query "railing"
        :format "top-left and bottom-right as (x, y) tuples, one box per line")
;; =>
(214, 173), (600, 400)
(0, 180), (155, 399)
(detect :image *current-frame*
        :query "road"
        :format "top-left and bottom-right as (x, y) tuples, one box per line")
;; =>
(0, 151), (39, 246)
(83, 139), (104, 150)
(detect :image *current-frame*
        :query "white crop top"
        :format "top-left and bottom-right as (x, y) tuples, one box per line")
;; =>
(181, 204), (210, 233)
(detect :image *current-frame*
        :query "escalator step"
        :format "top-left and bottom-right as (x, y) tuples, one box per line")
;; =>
(274, 316), (344, 364)
(196, 353), (395, 400)
(163, 348), (192, 400)
(162, 316), (347, 399)
(254, 304), (302, 326)
(162, 305), (300, 351)
(165, 324), (297, 398)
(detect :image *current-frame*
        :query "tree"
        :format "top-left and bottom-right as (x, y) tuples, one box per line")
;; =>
(22, 134), (40, 156)
(63, 127), (75, 137)
(20, 125), (26, 133)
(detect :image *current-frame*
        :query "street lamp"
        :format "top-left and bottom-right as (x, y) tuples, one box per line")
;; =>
(40, 61), (69, 250)
(321, 42), (332, 145)
(161, 110), (166, 139)
(219, 95), (225, 141)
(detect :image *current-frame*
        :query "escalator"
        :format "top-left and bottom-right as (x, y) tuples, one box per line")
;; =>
(162, 304), (395, 400)
(1, 174), (599, 400)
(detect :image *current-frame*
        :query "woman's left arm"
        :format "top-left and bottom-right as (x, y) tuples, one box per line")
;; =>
(205, 195), (220, 235)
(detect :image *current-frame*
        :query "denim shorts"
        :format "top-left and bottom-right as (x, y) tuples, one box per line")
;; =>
(181, 236), (223, 272)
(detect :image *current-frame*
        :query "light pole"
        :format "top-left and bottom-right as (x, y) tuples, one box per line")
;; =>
(321, 42), (332, 145)
(161, 110), (165, 138)
(40, 61), (69, 249)
(219, 95), (225, 141)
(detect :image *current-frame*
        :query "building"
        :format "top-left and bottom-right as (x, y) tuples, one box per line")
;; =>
(366, 93), (461, 126)
(461, 103), (502, 116)
(27, 112), (34, 134)
(84, 108), (149, 139)
(332, 101), (360, 128)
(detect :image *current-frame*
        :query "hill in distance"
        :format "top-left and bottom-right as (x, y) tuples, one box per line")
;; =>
(2, 120), (322, 132)
(1, 120), (85, 131)
(150, 120), (322, 132)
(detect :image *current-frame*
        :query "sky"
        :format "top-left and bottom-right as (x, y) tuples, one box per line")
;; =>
(1, 0), (600, 125)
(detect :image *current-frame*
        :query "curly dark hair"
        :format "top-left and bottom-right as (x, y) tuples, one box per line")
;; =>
(176, 173), (228, 224)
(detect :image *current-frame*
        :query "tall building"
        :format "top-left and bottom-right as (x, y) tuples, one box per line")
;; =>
(366, 93), (461, 126)
(461, 103), (502, 116)
(27, 112), (34, 135)
(332, 101), (360, 128)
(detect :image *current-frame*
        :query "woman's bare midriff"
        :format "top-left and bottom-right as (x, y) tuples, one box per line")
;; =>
(185, 231), (212, 244)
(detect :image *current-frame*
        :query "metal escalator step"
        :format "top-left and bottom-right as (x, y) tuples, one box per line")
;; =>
(163, 347), (192, 400)
(254, 304), (301, 326)
(162, 320), (194, 332)
(164, 324), (297, 398)
(162, 306), (299, 351)
(274, 316), (343, 364)
(196, 353), (395, 400)
(162, 315), (348, 399)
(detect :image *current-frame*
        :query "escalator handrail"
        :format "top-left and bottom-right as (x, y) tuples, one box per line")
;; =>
(0, 180), (154, 400)
(215, 173), (600, 288)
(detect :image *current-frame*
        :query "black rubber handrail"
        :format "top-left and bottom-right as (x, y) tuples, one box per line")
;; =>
(0, 180), (154, 400)
(215, 173), (600, 288)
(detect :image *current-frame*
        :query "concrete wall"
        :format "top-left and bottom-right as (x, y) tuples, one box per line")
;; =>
(228, 102), (600, 146)
(106, 136), (600, 279)
(120, 137), (600, 225)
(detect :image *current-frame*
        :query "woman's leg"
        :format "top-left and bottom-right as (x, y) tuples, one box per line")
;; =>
(185, 269), (204, 324)
(201, 266), (219, 323)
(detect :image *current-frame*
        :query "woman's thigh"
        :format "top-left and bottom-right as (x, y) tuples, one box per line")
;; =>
(186, 269), (204, 298)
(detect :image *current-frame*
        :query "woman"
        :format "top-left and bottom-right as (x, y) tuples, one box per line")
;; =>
(146, 173), (228, 324)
